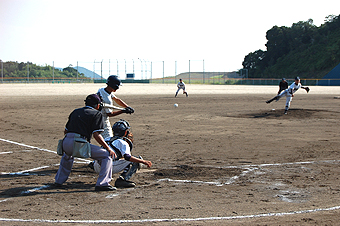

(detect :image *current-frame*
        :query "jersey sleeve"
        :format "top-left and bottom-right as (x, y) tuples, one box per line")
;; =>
(91, 111), (105, 134)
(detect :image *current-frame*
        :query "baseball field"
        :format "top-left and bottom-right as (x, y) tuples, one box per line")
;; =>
(1, 83), (340, 225)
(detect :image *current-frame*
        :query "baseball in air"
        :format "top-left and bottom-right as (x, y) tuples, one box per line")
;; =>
(174, 103), (178, 107)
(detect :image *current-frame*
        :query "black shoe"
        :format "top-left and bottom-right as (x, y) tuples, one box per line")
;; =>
(88, 161), (94, 170)
(115, 177), (136, 188)
(95, 184), (117, 191)
(266, 100), (270, 104)
(52, 182), (62, 188)
(284, 110), (288, 115)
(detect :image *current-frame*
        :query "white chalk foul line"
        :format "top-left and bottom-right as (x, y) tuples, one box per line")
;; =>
(0, 138), (56, 155)
(0, 137), (91, 162)
(0, 151), (13, 154)
(0, 205), (339, 224)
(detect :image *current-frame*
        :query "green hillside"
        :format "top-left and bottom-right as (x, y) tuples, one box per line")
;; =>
(242, 14), (340, 79)
(0, 62), (89, 81)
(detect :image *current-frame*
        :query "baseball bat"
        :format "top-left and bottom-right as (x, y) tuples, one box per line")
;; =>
(102, 103), (125, 111)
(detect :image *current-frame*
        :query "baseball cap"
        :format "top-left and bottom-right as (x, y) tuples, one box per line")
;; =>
(85, 94), (101, 107)
(295, 76), (300, 80)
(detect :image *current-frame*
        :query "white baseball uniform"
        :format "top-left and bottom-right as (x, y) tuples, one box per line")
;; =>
(97, 88), (116, 139)
(175, 81), (188, 97)
(276, 82), (302, 110)
(93, 138), (132, 174)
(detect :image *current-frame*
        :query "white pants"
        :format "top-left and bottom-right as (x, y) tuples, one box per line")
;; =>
(94, 159), (131, 174)
(276, 89), (293, 110)
(176, 87), (186, 94)
(101, 116), (113, 140)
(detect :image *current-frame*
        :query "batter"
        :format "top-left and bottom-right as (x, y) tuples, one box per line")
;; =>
(97, 75), (134, 139)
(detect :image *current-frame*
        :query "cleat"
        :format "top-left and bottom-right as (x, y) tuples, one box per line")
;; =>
(115, 176), (136, 188)
(95, 184), (117, 191)
(88, 161), (95, 170)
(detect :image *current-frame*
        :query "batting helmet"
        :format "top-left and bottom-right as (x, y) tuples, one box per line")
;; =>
(106, 75), (121, 90)
(112, 119), (130, 137)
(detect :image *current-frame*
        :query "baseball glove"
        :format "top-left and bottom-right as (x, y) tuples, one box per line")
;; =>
(305, 87), (310, 93)
(123, 106), (135, 114)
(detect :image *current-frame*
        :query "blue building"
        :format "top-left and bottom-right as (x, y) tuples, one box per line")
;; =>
(318, 63), (340, 86)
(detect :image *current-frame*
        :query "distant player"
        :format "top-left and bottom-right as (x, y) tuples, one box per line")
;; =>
(278, 78), (288, 94)
(97, 75), (134, 139)
(175, 78), (188, 97)
(90, 119), (152, 188)
(266, 77), (310, 114)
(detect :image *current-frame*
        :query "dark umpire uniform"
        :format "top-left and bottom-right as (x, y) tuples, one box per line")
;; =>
(278, 78), (288, 94)
(55, 94), (116, 191)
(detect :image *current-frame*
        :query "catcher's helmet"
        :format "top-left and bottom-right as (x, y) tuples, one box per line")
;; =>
(106, 75), (121, 90)
(112, 119), (130, 137)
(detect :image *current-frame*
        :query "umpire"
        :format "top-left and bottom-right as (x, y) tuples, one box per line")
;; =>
(55, 94), (117, 191)
(278, 78), (288, 94)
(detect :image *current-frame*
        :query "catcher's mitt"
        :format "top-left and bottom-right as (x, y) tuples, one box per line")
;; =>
(305, 87), (310, 93)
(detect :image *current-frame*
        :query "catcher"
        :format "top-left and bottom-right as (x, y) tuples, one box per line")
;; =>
(266, 76), (310, 114)
(89, 119), (152, 188)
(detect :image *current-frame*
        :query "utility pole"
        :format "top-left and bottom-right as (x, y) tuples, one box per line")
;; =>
(1, 60), (3, 83)
(27, 62), (29, 83)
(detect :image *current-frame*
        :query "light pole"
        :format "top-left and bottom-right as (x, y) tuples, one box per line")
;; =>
(189, 60), (191, 84)
(27, 62), (29, 83)
(203, 59), (205, 84)
(93, 59), (96, 80)
(1, 59), (3, 83)
(144, 59), (147, 80)
(132, 59), (135, 75)
(101, 60), (103, 80)
(150, 61), (152, 81)
(77, 61), (79, 81)
(138, 58), (143, 80)
(124, 59), (127, 78)
(162, 61), (164, 84)
(175, 61), (177, 84)
(116, 59), (118, 77)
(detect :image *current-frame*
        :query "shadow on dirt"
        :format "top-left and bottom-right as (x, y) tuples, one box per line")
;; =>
(230, 108), (340, 119)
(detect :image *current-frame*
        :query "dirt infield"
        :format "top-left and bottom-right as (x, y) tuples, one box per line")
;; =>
(0, 84), (340, 225)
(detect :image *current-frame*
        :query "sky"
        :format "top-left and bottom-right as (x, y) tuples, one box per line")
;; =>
(1, 0), (340, 79)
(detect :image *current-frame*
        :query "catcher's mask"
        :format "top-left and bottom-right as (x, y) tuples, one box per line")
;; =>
(112, 119), (130, 137)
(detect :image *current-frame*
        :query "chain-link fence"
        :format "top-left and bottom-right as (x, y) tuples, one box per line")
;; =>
(1, 59), (339, 85)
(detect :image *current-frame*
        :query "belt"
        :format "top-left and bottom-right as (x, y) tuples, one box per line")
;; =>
(66, 132), (87, 140)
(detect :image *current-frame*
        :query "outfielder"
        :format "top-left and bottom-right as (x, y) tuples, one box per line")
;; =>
(97, 75), (134, 139)
(175, 78), (188, 97)
(90, 119), (152, 188)
(266, 77), (310, 114)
